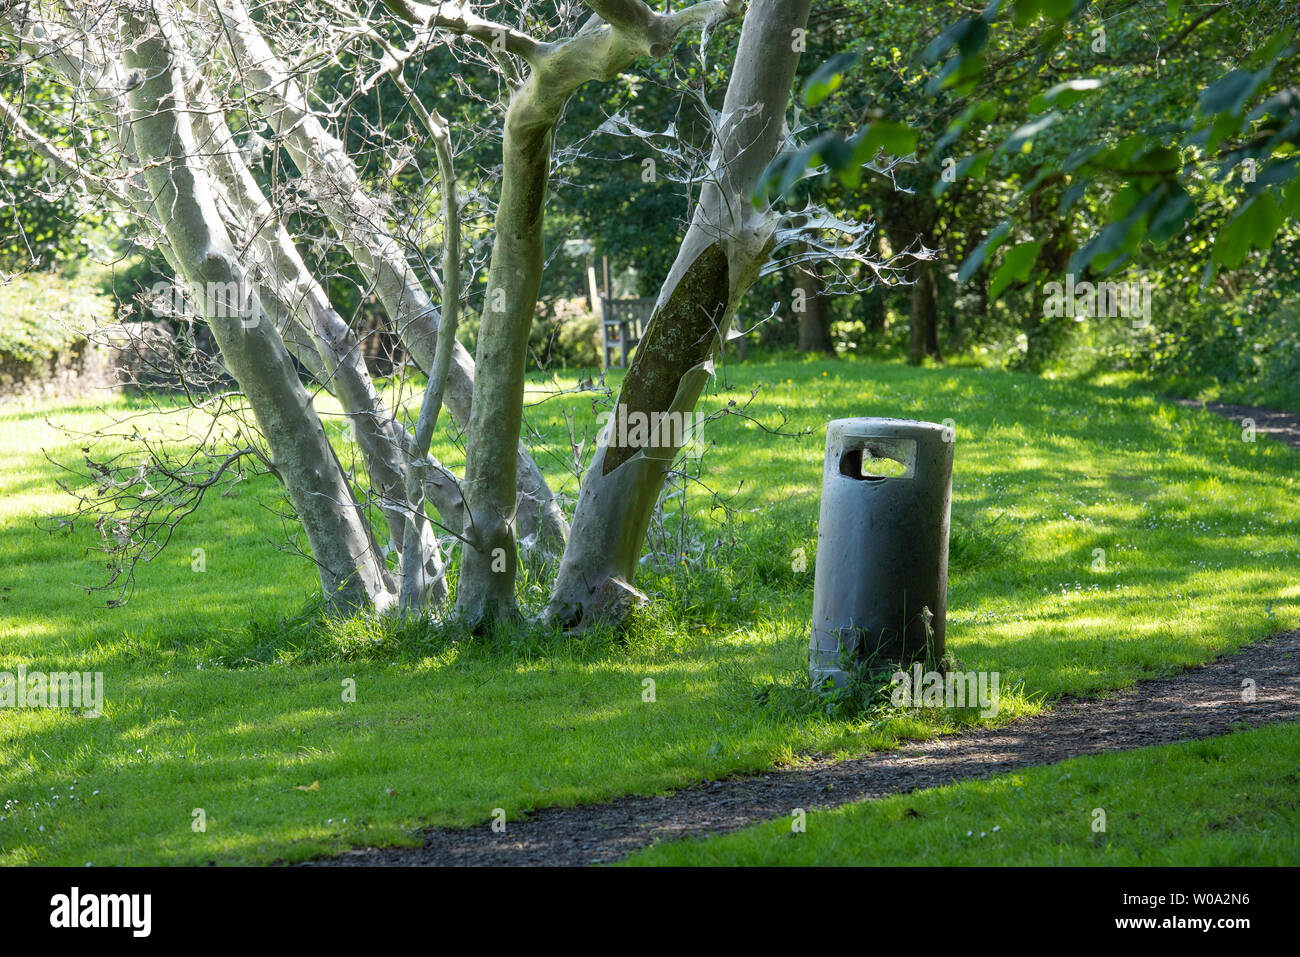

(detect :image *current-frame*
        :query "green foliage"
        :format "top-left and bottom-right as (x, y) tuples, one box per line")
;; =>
(1073, 241), (1300, 409)
(803, 51), (861, 107)
(920, 2), (1300, 281)
(748, 1), (1299, 399)
(531, 305), (602, 371)
(0, 272), (109, 368)
(989, 240), (1041, 298)
(0, 72), (96, 271)
(1029, 78), (1106, 114)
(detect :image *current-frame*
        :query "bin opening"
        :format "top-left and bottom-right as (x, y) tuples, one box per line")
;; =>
(839, 439), (916, 481)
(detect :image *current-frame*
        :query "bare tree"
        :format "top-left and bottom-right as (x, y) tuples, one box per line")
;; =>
(3, 0), (919, 629)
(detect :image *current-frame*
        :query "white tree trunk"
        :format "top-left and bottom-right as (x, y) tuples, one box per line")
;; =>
(548, 0), (813, 627)
(122, 7), (393, 609)
(445, 0), (743, 626)
(181, 50), (454, 603)
(208, 0), (568, 558)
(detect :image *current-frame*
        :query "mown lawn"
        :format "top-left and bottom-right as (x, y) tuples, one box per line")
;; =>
(1, 356), (1296, 865)
(622, 721), (1300, 866)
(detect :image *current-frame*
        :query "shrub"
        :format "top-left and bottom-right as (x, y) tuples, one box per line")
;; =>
(0, 271), (112, 389)
(531, 296), (602, 370)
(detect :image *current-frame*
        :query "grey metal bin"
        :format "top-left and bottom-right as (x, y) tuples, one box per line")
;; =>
(809, 417), (954, 688)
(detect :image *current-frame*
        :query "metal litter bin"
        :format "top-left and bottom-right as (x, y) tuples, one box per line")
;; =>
(809, 417), (953, 688)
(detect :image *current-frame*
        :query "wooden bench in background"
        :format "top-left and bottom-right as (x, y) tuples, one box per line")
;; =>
(601, 297), (656, 368)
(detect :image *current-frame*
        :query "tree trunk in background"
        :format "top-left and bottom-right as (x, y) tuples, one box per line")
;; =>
(908, 260), (943, 366)
(882, 195), (942, 367)
(861, 286), (888, 335)
(732, 329), (748, 361)
(771, 270), (796, 349)
(546, 0), (813, 628)
(944, 272), (963, 352)
(924, 265), (943, 360)
(795, 256), (835, 355)
(859, 230), (888, 339)
(1019, 191), (1075, 372)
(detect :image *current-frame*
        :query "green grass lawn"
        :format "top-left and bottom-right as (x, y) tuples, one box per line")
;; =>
(621, 721), (1300, 866)
(1, 357), (1297, 865)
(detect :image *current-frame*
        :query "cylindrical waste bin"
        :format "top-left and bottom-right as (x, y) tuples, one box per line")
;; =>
(809, 417), (953, 688)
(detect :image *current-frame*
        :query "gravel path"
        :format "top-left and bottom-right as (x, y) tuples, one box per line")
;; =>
(1174, 398), (1300, 450)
